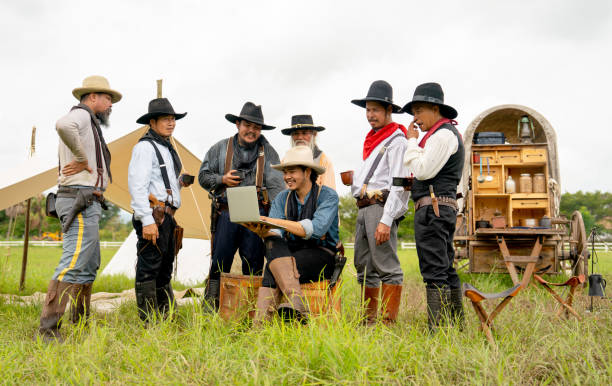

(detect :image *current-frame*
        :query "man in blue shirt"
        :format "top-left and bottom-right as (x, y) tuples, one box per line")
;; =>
(128, 97), (193, 323)
(242, 146), (339, 324)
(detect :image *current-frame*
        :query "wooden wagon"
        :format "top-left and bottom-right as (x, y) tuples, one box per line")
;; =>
(454, 105), (588, 283)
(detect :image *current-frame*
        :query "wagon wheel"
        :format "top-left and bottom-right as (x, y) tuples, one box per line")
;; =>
(569, 211), (589, 279)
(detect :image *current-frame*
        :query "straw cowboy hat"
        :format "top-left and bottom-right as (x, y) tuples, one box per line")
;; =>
(136, 98), (187, 124)
(281, 115), (326, 135)
(351, 80), (402, 113)
(225, 101), (275, 130)
(271, 145), (326, 174)
(401, 82), (457, 119)
(72, 75), (122, 103)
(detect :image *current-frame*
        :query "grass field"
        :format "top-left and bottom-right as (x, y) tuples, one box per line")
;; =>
(0, 246), (611, 384)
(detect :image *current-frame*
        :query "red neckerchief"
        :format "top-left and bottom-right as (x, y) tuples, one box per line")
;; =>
(418, 118), (458, 148)
(363, 122), (408, 160)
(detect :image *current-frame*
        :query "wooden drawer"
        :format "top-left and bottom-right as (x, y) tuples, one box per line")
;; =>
(521, 148), (547, 163)
(497, 150), (521, 164)
(473, 166), (502, 192)
(512, 198), (548, 209)
(476, 151), (497, 164)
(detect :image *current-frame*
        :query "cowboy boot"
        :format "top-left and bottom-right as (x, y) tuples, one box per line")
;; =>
(38, 280), (73, 343)
(135, 280), (157, 324)
(381, 283), (402, 325)
(69, 283), (93, 325)
(362, 286), (380, 326)
(202, 278), (220, 314)
(253, 286), (281, 327)
(268, 256), (308, 322)
(156, 282), (175, 319)
(426, 286), (449, 333)
(449, 287), (464, 330)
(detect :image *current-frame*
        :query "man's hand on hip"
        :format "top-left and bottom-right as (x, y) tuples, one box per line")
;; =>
(375, 222), (391, 245)
(143, 223), (159, 245)
(62, 160), (93, 176)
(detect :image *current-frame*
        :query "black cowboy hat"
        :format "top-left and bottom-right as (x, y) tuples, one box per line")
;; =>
(225, 102), (275, 130)
(136, 98), (187, 124)
(401, 82), (458, 119)
(351, 80), (402, 113)
(281, 115), (326, 135)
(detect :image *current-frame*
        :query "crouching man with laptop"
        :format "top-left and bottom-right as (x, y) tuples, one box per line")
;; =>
(234, 146), (339, 324)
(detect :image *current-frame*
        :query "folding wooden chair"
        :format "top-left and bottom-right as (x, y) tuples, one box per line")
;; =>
(533, 274), (585, 320)
(463, 282), (523, 347)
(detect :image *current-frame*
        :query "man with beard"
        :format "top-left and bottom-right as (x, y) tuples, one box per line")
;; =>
(402, 82), (464, 332)
(350, 80), (410, 325)
(38, 75), (120, 342)
(198, 102), (284, 311)
(281, 115), (336, 190)
(129, 97), (193, 323)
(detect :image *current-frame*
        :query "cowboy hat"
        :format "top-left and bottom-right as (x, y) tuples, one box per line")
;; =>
(136, 98), (187, 124)
(401, 82), (458, 119)
(225, 102), (275, 130)
(72, 75), (122, 103)
(281, 115), (325, 135)
(271, 145), (326, 174)
(351, 80), (402, 113)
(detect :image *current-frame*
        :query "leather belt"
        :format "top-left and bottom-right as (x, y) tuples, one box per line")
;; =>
(356, 190), (389, 209)
(415, 196), (458, 211)
(57, 186), (105, 203)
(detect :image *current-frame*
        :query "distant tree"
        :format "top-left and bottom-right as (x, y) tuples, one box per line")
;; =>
(560, 191), (612, 234)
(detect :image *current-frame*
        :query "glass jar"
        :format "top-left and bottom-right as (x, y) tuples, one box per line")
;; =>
(519, 173), (532, 193)
(505, 175), (516, 193)
(533, 173), (546, 193)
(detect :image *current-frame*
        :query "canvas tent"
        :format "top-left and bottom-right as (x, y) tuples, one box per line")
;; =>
(0, 126), (212, 239)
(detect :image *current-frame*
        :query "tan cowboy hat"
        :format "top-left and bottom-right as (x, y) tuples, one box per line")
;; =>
(72, 75), (122, 103)
(271, 145), (326, 174)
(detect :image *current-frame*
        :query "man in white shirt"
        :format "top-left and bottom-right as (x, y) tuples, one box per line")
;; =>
(402, 82), (464, 332)
(349, 80), (410, 325)
(129, 97), (193, 323)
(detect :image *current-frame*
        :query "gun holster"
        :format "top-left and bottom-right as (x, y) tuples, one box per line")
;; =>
(328, 243), (347, 291)
(60, 187), (95, 233)
(45, 192), (58, 219)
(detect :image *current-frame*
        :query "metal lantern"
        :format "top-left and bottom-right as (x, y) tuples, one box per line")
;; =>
(517, 115), (535, 143)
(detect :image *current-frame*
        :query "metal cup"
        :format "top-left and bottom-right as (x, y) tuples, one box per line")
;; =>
(340, 170), (354, 186)
(588, 274), (607, 297)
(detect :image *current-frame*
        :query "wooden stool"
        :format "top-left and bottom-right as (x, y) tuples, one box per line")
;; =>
(295, 280), (342, 315)
(219, 273), (262, 321)
(463, 283), (523, 347)
(533, 274), (585, 320)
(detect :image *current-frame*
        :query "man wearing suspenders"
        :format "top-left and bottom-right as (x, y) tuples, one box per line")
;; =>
(350, 80), (410, 325)
(198, 102), (284, 311)
(38, 76), (120, 342)
(129, 97), (192, 323)
(402, 82), (464, 332)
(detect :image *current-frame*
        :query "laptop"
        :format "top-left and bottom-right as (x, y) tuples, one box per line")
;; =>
(226, 186), (285, 229)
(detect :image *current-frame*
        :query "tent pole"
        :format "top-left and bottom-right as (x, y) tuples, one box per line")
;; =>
(19, 198), (31, 291)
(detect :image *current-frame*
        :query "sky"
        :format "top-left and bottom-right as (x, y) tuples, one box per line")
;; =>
(1, 0), (611, 200)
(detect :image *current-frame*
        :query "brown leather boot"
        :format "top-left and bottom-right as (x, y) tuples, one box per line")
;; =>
(69, 283), (92, 324)
(362, 286), (380, 326)
(38, 280), (73, 342)
(381, 283), (402, 325)
(253, 286), (281, 327)
(268, 256), (308, 322)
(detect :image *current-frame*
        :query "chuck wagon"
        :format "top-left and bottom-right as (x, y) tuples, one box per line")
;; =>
(454, 104), (588, 283)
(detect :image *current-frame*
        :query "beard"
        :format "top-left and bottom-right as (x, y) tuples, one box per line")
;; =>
(290, 138), (315, 151)
(96, 107), (112, 127)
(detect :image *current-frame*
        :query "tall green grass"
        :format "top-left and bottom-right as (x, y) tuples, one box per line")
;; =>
(0, 247), (610, 383)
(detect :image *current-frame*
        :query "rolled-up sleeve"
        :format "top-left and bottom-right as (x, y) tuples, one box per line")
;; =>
(268, 190), (288, 237)
(129, 143), (155, 226)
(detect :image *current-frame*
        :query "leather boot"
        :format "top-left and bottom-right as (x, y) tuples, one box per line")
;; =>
(202, 278), (220, 314)
(381, 283), (402, 325)
(253, 286), (281, 327)
(362, 286), (379, 326)
(69, 283), (92, 325)
(449, 287), (464, 330)
(135, 280), (157, 323)
(426, 286), (449, 333)
(38, 280), (73, 343)
(156, 282), (175, 319)
(268, 256), (308, 322)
